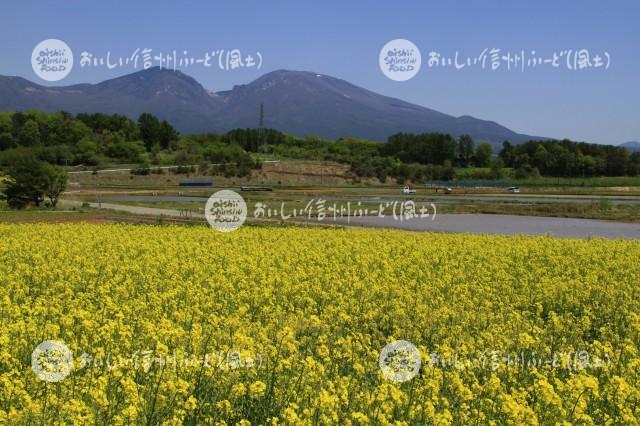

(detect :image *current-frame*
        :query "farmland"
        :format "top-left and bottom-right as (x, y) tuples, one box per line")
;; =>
(1, 224), (639, 424)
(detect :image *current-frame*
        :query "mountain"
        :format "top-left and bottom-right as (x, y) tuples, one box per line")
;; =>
(0, 68), (223, 134)
(621, 141), (640, 151)
(0, 68), (545, 145)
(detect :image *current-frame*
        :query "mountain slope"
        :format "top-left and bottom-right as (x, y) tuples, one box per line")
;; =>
(621, 141), (640, 152)
(0, 68), (544, 144)
(0, 68), (223, 133)
(213, 70), (541, 145)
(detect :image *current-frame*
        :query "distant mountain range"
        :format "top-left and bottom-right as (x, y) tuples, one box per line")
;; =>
(620, 141), (640, 151)
(1, 67), (550, 145)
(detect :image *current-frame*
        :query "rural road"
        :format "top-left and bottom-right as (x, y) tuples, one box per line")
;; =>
(59, 200), (204, 218)
(98, 194), (640, 206)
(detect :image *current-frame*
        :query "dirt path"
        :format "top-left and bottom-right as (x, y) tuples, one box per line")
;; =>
(58, 200), (203, 218)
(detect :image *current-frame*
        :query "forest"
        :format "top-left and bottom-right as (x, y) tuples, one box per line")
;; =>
(1, 110), (639, 185)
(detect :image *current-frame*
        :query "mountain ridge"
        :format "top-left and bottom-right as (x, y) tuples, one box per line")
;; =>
(0, 67), (547, 145)
(620, 141), (640, 151)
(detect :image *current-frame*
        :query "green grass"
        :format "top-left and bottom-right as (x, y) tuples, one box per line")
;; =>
(438, 201), (640, 222)
(514, 176), (640, 187)
(0, 208), (114, 223)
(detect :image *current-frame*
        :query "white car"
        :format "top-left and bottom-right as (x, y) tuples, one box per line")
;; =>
(401, 186), (416, 194)
(507, 187), (521, 193)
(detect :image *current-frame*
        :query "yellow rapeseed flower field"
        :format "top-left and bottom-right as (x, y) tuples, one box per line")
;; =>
(1, 223), (639, 424)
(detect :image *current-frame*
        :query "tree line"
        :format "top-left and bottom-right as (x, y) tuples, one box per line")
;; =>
(2, 110), (640, 208)
(3, 110), (637, 180)
(499, 140), (640, 178)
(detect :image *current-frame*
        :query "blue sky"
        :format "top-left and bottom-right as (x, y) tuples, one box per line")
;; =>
(1, 0), (638, 144)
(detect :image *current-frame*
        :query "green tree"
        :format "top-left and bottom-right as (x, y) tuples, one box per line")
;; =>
(474, 143), (493, 167)
(3, 155), (55, 208)
(499, 141), (515, 165)
(40, 162), (68, 206)
(606, 148), (629, 176)
(0, 132), (15, 150)
(490, 158), (506, 179)
(628, 152), (640, 176)
(159, 120), (179, 150)
(457, 134), (474, 166)
(18, 119), (41, 146)
(514, 164), (541, 179)
(533, 145), (549, 170)
(138, 113), (162, 150)
(74, 138), (100, 165)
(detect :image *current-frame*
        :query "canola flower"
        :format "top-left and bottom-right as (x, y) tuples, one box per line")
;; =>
(0, 223), (639, 424)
